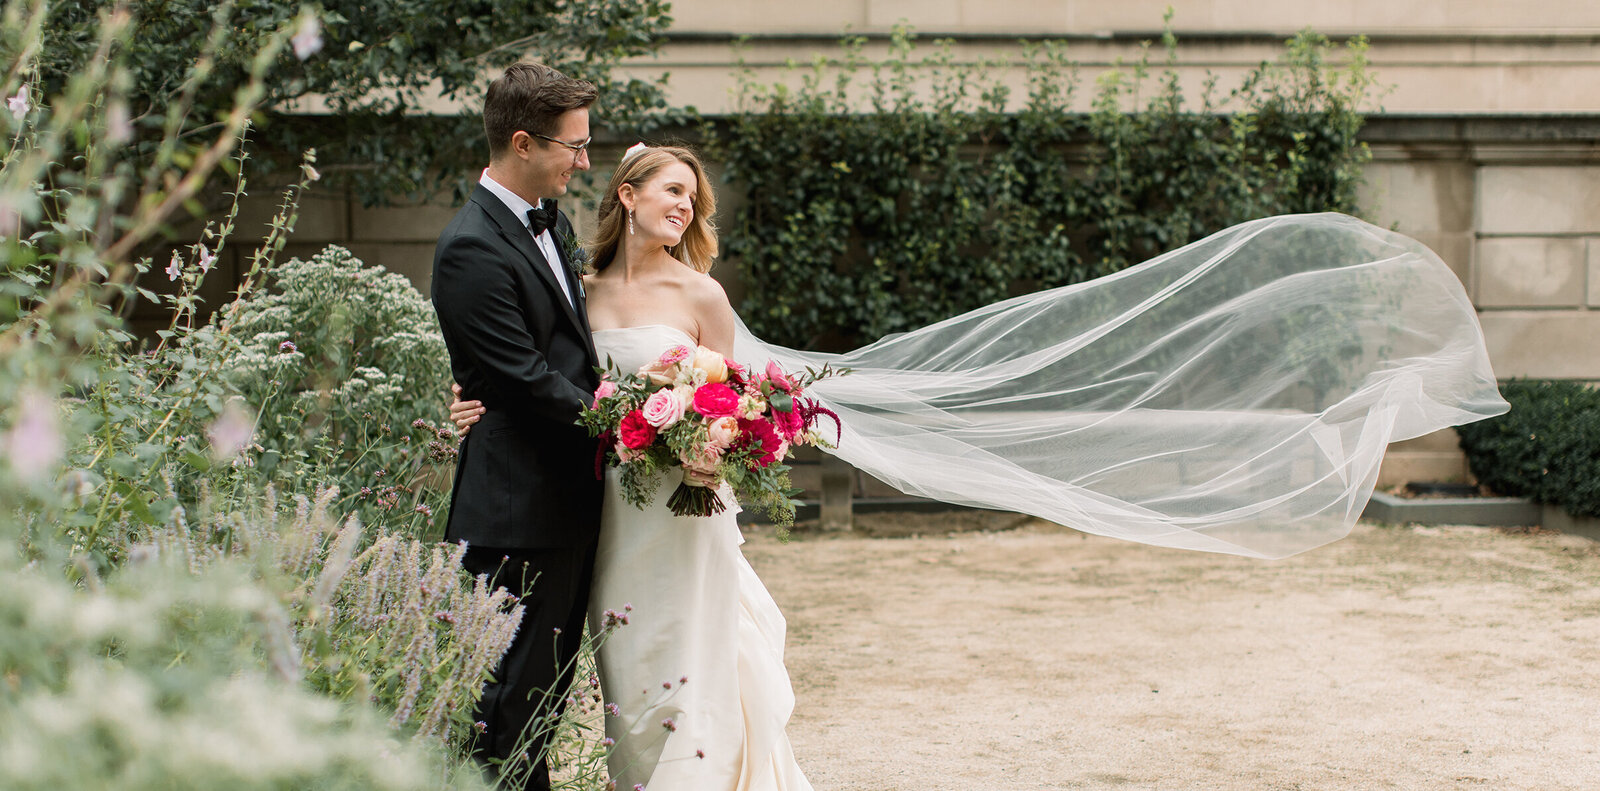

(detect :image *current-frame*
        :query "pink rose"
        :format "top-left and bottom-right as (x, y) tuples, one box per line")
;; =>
(706, 416), (739, 449)
(592, 380), (617, 407)
(764, 360), (795, 392)
(679, 444), (722, 476)
(618, 410), (656, 450)
(770, 406), (804, 440)
(692, 382), (740, 419)
(641, 388), (686, 428)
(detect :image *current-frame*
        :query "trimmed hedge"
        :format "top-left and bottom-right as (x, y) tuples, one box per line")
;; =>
(1457, 380), (1600, 518)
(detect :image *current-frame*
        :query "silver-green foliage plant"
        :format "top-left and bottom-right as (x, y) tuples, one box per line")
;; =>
(151, 485), (523, 748)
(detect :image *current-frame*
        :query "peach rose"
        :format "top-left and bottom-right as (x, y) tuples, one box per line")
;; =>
(692, 346), (729, 383)
(706, 416), (739, 449)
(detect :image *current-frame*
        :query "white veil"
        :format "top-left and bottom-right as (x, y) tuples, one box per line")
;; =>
(733, 213), (1508, 559)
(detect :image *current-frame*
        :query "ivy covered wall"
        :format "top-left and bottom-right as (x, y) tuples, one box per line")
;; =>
(711, 27), (1377, 350)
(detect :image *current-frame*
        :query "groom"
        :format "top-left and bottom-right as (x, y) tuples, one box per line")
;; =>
(431, 62), (603, 789)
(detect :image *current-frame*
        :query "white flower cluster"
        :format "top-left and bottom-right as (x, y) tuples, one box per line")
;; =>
(216, 245), (452, 477)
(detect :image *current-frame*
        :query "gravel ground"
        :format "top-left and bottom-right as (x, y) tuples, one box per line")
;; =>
(740, 514), (1600, 790)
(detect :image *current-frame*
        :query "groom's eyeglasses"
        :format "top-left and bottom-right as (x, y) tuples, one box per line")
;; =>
(532, 132), (592, 162)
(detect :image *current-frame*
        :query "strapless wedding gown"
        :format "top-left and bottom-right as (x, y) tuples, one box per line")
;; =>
(588, 324), (813, 791)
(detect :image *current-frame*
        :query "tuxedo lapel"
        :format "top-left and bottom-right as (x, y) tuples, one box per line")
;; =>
(468, 185), (589, 343)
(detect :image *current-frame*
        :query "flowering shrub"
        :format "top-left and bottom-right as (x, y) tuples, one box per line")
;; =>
(148, 485), (522, 748)
(215, 244), (456, 536)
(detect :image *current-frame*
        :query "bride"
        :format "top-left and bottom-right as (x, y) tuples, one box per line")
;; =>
(458, 143), (813, 790)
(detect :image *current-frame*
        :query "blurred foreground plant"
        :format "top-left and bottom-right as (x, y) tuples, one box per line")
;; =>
(0, 3), (618, 787)
(0, 504), (492, 791)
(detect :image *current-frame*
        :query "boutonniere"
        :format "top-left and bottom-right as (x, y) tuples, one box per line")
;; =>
(559, 232), (591, 287)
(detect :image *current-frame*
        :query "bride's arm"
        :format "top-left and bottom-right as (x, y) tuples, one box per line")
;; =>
(691, 274), (736, 359)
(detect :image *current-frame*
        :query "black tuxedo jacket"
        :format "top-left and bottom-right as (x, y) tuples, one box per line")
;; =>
(432, 184), (603, 549)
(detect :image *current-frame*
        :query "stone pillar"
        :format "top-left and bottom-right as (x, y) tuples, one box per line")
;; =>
(819, 452), (854, 531)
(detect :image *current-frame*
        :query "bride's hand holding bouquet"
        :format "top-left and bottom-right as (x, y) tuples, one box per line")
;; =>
(579, 343), (843, 525)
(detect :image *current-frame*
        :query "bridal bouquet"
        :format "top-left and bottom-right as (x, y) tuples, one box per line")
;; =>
(578, 344), (843, 524)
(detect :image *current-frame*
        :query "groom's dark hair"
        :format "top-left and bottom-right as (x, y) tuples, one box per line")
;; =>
(483, 62), (598, 159)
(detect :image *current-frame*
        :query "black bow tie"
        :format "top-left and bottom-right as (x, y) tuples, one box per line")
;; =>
(527, 201), (557, 236)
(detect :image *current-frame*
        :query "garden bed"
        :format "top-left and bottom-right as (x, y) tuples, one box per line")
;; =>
(1361, 488), (1540, 527)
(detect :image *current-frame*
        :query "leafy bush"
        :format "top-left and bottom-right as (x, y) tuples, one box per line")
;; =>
(216, 244), (457, 536)
(33, 0), (678, 205)
(1457, 380), (1600, 518)
(716, 22), (1378, 349)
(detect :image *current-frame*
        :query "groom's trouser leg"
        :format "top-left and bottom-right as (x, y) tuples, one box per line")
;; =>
(462, 542), (597, 791)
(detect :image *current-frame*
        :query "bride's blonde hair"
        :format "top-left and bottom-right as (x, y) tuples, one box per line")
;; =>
(590, 146), (718, 274)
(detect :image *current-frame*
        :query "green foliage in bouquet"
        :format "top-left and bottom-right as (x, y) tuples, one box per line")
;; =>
(1456, 380), (1600, 518)
(716, 17), (1379, 350)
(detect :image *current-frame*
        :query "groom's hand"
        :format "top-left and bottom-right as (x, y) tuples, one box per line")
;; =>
(449, 382), (486, 436)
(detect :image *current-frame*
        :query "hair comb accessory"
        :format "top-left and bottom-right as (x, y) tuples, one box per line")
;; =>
(621, 142), (649, 163)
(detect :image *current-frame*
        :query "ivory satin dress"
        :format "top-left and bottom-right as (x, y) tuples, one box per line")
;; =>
(588, 324), (813, 791)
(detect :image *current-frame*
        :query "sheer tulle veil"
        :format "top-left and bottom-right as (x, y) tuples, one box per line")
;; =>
(731, 213), (1508, 559)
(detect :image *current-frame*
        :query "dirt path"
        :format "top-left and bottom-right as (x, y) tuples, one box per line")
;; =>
(740, 515), (1600, 790)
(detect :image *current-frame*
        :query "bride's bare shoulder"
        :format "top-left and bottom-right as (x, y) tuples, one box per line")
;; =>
(682, 268), (730, 314)
(664, 258), (727, 305)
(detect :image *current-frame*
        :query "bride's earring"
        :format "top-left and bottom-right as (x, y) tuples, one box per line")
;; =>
(628, 209), (635, 236)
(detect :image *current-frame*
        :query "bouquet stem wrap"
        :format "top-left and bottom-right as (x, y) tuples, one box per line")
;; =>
(666, 479), (727, 517)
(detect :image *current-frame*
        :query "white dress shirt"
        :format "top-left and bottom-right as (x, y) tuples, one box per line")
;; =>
(479, 170), (575, 307)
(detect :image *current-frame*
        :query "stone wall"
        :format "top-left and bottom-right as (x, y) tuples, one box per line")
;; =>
(1352, 117), (1600, 483)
